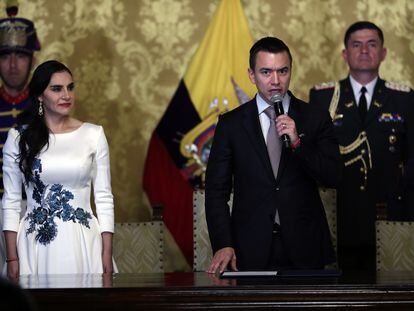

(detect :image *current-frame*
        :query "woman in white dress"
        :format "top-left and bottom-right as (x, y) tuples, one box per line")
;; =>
(2, 60), (115, 277)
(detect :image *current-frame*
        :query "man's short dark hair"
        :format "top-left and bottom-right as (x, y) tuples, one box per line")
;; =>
(249, 37), (292, 70)
(344, 21), (384, 47)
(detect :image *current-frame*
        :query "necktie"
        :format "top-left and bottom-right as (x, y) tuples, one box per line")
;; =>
(264, 105), (282, 179)
(358, 86), (367, 121)
(264, 105), (281, 224)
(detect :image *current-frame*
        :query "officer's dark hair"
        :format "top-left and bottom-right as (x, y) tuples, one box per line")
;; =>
(344, 21), (384, 47)
(17, 60), (73, 184)
(249, 37), (292, 70)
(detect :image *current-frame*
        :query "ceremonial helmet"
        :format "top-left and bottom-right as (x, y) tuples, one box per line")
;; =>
(0, 1), (40, 55)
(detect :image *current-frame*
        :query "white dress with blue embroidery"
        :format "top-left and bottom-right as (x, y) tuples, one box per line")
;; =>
(1, 123), (115, 275)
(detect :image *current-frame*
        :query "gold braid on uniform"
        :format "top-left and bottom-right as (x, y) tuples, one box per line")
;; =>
(328, 83), (373, 189)
(343, 154), (369, 188)
(328, 82), (340, 120)
(328, 82), (373, 169)
(339, 131), (372, 169)
(339, 132), (372, 189)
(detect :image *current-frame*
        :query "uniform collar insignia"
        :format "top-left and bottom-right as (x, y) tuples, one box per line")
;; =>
(345, 101), (354, 108)
(373, 101), (382, 108)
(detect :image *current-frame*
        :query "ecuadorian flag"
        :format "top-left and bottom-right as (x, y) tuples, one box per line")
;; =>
(143, 0), (256, 265)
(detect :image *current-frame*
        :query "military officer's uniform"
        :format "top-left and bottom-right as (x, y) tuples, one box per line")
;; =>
(0, 5), (40, 273)
(0, 7), (40, 195)
(309, 77), (414, 271)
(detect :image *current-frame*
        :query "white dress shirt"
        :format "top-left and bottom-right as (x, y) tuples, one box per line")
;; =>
(256, 92), (291, 143)
(349, 75), (378, 110)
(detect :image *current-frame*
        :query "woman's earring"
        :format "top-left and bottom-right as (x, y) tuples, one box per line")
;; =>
(38, 101), (43, 116)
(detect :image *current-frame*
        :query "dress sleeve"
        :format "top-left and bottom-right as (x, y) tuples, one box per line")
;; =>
(92, 126), (114, 233)
(2, 129), (23, 232)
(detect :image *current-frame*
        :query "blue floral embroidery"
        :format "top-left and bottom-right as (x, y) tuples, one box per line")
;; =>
(25, 158), (92, 245)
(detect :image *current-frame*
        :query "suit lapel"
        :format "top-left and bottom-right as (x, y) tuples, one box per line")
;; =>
(365, 78), (386, 126)
(241, 99), (275, 181)
(341, 78), (362, 126)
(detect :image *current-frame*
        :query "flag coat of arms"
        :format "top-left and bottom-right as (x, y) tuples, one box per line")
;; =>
(143, 0), (256, 265)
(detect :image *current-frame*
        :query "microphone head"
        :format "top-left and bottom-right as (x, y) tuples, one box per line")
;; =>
(270, 93), (284, 104)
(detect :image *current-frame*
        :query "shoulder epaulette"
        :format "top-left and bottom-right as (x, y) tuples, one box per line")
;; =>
(313, 81), (336, 90)
(385, 81), (412, 93)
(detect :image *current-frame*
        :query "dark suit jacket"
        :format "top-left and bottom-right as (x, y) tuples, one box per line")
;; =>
(205, 92), (341, 270)
(309, 77), (414, 249)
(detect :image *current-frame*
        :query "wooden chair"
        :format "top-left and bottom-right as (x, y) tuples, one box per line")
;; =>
(113, 222), (164, 273)
(376, 221), (414, 271)
(193, 190), (213, 271)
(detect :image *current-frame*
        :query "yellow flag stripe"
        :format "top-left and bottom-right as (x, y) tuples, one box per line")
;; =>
(184, 0), (256, 119)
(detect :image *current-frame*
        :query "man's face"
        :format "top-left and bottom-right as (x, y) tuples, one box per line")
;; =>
(0, 52), (32, 92)
(248, 51), (291, 103)
(342, 29), (386, 75)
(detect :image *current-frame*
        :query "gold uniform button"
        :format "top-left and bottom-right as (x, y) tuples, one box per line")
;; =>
(361, 149), (366, 155)
(360, 167), (364, 172)
(389, 135), (397, 144)
(360, 186), (365, 191)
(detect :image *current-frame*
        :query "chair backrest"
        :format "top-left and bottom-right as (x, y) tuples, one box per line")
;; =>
(114, 222), (164, 273)
(193, 190), (213, 271)
(376, 221), (414, 271)
(193, 188), (337, 271)
(319, 188), (337, 252)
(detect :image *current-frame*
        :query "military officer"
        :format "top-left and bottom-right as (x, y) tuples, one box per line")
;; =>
(0, 4), (40, 274)
(309, 21), (414, 272)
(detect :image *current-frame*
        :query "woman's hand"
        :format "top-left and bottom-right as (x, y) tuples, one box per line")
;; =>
(102, 251), (114, 274)
(7, 259), (19, 280)
(101, 232), (114, 273)
(4, 231), (19, 280)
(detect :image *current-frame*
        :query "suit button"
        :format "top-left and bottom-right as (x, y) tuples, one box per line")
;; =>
(276, 187), (280, 191)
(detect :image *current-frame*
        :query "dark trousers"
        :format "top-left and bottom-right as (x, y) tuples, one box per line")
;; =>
(338, 245), (376, 273)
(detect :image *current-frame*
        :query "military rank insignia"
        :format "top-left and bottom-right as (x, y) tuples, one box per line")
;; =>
(378, 113), (404, 123)
(373, 101), (382, 108)
(385, 81), (411, 93)
(313, 81), (335, 90)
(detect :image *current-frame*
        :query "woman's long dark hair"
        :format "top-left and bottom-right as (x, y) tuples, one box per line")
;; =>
(17, 60), (72, 184)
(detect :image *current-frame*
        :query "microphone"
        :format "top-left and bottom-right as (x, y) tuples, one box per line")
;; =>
(270, 93), (290, 149)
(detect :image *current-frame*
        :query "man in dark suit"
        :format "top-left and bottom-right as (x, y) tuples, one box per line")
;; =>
(309, 21), (414, 272)
(205, 37), (342, 273)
